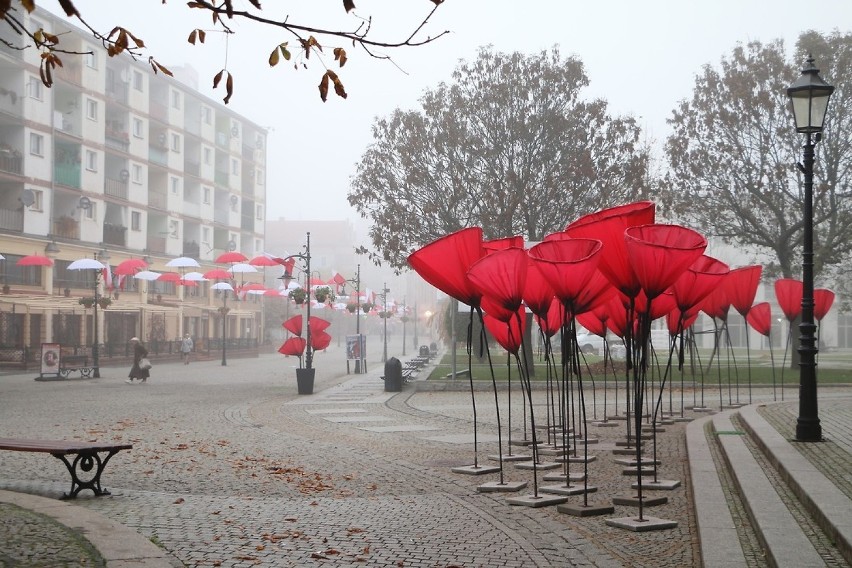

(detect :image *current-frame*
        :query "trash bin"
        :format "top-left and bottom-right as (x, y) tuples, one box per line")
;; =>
(384, 357), (402, 392)
(419, 345), (430, 357)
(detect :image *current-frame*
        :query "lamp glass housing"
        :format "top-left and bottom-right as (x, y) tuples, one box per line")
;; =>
(787, 59), (835, 134)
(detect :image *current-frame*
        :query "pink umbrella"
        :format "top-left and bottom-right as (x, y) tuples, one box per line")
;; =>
(17, 254), (53, 267)
(249, 255), (279, 267)
(157, 272), (182, 283)
(203, 269), (232, 280)
(114, 258), (148, 276)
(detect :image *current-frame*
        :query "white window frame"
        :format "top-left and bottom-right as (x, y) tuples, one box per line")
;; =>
(256, 204), (263, 220)
(28, 76), (43, 100)
(171, 89), (181, 110)
(132, 70), (143, 92)
(170, 176), (180, 195)
(85, 50), (97, 69)
(202, 106), (212, 125)
(29, 133), (44, 156)
(169, 219), (180, 239)
(257, 170), (265, 185)
(203, 146), (212, 165)
(86, 98), (97, 121)
(202, 186), (211, 204)
(131, 210), (141, 231)
(131, 163), (142, 184)
(29, 189), (44, 212)
(231, 158), (239, 176)
(132, 117), (143, 138)
(202, 227), (210, 244)
(85, 150), (97, 172)
(85, 202), (96, 220)
(171, 133), (180, 153)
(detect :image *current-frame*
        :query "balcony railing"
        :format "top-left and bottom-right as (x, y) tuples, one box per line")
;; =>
(0, 208), (24, 232)
(52, 216), (80, 239)
(183, 241), (200, 258)
(105, 131), (130, 152)
(146, 235), (166, 254)
(105, 82), (128, 104)
(103, 223), (127, 247)
(241, 215), (254, 232)
(184, 160), (200, 177)
(148, 147), (168, 166)
(0, 152), (22, 175)
(214, 170), (229, 187)
(104, 177), (129, 200)
(148, 191), (167, 209)
(150, 100), (168, 122)
(54, 163), (81, 188)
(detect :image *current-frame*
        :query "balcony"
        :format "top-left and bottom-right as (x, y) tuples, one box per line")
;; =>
(0, 208), (24, 233)
(149, 147), (168, 166)
(103, 223), (127, 247)
(214, 208), (229, 225)
(183, 241), (200, 258)
(105, 129), (130, 152)
(105, 82), (128, 104)
(0, 145), (22, 174)
(150, 100), (168, 122)
(146, 235), (166, 254)
(104, 177), (129, 200)
(54, 163), (81, 189)
(52, 216), (80, 239)
(148, 191), (167, 209)
(55, 64), (81, 84)
(184, 160), (200, 177)
(241, 215), (254, 232)
(214, 170), (229, 187)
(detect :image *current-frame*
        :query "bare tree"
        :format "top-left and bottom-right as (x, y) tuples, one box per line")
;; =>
(348, 46), (650, 270)
(661, 32), (852, 287)
(0, 0), (448, 103)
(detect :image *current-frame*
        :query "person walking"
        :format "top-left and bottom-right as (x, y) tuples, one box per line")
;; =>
(126, 337), (150, 384)
(180, 333), (194, 365)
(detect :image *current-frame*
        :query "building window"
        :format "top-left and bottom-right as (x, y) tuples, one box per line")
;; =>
(85, 50), (97, 69)
(839, 314), (852, 348)
(257, 170), (265, 185)
(256, 204), (263, 220)
(131, 163), (142, 184)
(85, 202), (96, 220)
(29, 133), (44, 156)
(131, 211), (141, 231)
(171, 133), (180, 153)
(231, 158), (239, 175)
(133, 70), (143, 91)
(86, 98), (97, 121)
(202, 186), (211, 204)
(132, 117), (143, 138)
(29, 189), (44, 211)
(202, 227), (210, 244)
(171, 89), (181, 109)
(85, 150), (97, 172)
(169, 219), (179, 239)
(202, 106), (212, 125)
(170, 177), (180, 195)
(203, 146), (212, 165)
(28, 76), (43, 100)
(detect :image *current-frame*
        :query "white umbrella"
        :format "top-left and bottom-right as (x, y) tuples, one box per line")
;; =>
(67, 258), (105, 270)
(183, 271), (208, 281)
(166, 256), (200, 268)
(133, 270), (162, 281)
(246, 289), (266, 296)
(228, 263), (257, 274)
(211, 282), (234, 292)
(0, 254), (5, 260)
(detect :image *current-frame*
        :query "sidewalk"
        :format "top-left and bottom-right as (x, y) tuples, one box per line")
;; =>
(0, 341), (850, 567)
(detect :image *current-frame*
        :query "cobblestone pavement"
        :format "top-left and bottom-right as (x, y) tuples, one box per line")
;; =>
(0, 339), (847, 567)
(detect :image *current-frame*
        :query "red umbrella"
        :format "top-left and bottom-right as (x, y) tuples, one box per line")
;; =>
(264, 289), (285, 297)
(157, 272), (182, 282)
(203, 269), (232, 280)
(775, 278), (803, 322)
(565, 201), (656, 298)
(624, 224), (707, 301)
(467, 247), (528, 321)
(814, 289), (835, 322)
(725, 265), (763, 318)
(408, 227), (485, 307)
(114, 258), (148, 276)
(746, 302), (772, 337)
(215, 251), (248, 264)
(278, 337), (306, 356)
(484, 307), (526, 354)
(282, 315), (302, 336)
(17, 254), (53, 267)
(241, 282), (265, 292)
(248, 255), (279, 267)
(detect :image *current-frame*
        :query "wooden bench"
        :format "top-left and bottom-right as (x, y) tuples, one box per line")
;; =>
(59, 355), (93, 378)
(0, 438), (132, 499)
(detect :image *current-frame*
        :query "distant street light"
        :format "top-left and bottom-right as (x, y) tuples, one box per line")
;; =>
(786, 55), (834, 443)
(382, 283), (390, 363)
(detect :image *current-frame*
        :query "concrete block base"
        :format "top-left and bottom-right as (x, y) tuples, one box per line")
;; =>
(477, 480), (528, 493)
(557, 502), (615, 517)
(451, 464), (501, 475)
(515, 461), (561, 471)
(487, 453), (531, 462)
(506, 493), (569, 508)
(612, 494), (669, 507)
(605, 516), (678, 532)
(633, 479), (681, 491)
(543, 472), (585, 483)
(540, 483), (597, 496)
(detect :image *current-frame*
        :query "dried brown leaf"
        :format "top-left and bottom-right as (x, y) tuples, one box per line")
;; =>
(343, 0), (356, 12)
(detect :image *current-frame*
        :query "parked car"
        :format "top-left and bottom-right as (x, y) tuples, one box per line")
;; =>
(576, 332), (606, 354)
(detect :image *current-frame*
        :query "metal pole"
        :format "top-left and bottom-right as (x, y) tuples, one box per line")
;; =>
(402, 297), (407, 356)
(221, 292), (227, 366)
(413, 301), (419, 351)
(93, 272), (100, 377)
(796, 133), (821, 442)
(305, 232), (313, 370)
(382, 282), (388, 363)
(355, 264), (361, 373)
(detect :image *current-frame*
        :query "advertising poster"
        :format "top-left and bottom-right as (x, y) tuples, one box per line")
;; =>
(40, 343), (61, 376)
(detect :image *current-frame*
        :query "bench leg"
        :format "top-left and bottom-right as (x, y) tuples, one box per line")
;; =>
(53, 449), (121, 499)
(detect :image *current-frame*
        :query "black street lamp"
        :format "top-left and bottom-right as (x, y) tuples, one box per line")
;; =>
(401, 297), (407, 356)
(212, 282), (233, 366)
(278, 232), (315, 393)
(413, 301), (419, 351)
(787, 55), (834, 443)
(382, 283), (390, 363)
(341, 264), (364, 373)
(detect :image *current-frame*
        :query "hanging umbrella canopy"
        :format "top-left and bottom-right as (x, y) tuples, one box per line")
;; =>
(814, 289), (835, 322)
(215, 251), (248, 264)
(265, 289), (286, 297)
(0, 254), (4, 260)
(211, 282), (234, 292)
(182, 271), (207, 281)
(775, 278), (803, 322)
(157, 272), (182, 283)
(166, 256), (200, 268)
(203, 268), (232, 280)
(249, 255), (279, 267)
(241, 282), (265, 291)
(133, 270), (161, 281)
(114, 258), (148, 276)
(17, 254), (53, 267)
(229, 263), (258, 274)
(67, 258), (105, 270)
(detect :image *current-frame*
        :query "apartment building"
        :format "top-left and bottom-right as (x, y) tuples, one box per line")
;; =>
(0, 7), (268, 358)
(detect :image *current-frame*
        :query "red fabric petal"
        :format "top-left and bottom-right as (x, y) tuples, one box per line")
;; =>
(467, 247), (527, 313)
(701, 278), (732, 321)
(278, 337), (306, 356)
(522, 259), (556, 319)
(408, 227), (484, 306)
(528, 238), (602, 304)
(572, 269), (616, 317)
(775, 278), (803, 321)
(483, 236), (524, 254)
(746, 302), (772, 337)
(725, 265), (763, 317)
(564, 201), (655, 298)
(576, 308), (607, 338)
(282, 315), (302, 336)
(310, 330), (332, 350)
(484, 308), (526, 354)
(670, 255), (730, 312)
(625, 224), (707, 300)
(309, 317), (331, 335)
(481, 295), (516, 323)
(666, 308), (699, 335)
(534, 297), (564, 337)
(814, 289), (835, 322)
(605, 295), (631, 338)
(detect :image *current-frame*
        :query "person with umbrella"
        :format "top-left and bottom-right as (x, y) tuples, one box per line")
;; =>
(126, 337), (150, 384)
(180, 333), (194, 365)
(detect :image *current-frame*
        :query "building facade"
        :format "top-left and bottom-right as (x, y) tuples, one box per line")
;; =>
(0, 7), (268, 362)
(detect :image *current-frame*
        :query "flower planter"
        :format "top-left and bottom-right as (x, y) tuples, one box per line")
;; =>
(296, 367), (315, 395)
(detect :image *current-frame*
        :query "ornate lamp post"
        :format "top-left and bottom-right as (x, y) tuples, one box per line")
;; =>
(342, 264), (364, 373)
(211, 282), (233, 366)
(786, 55), (834, 443)
(278, 233), (314, 393)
